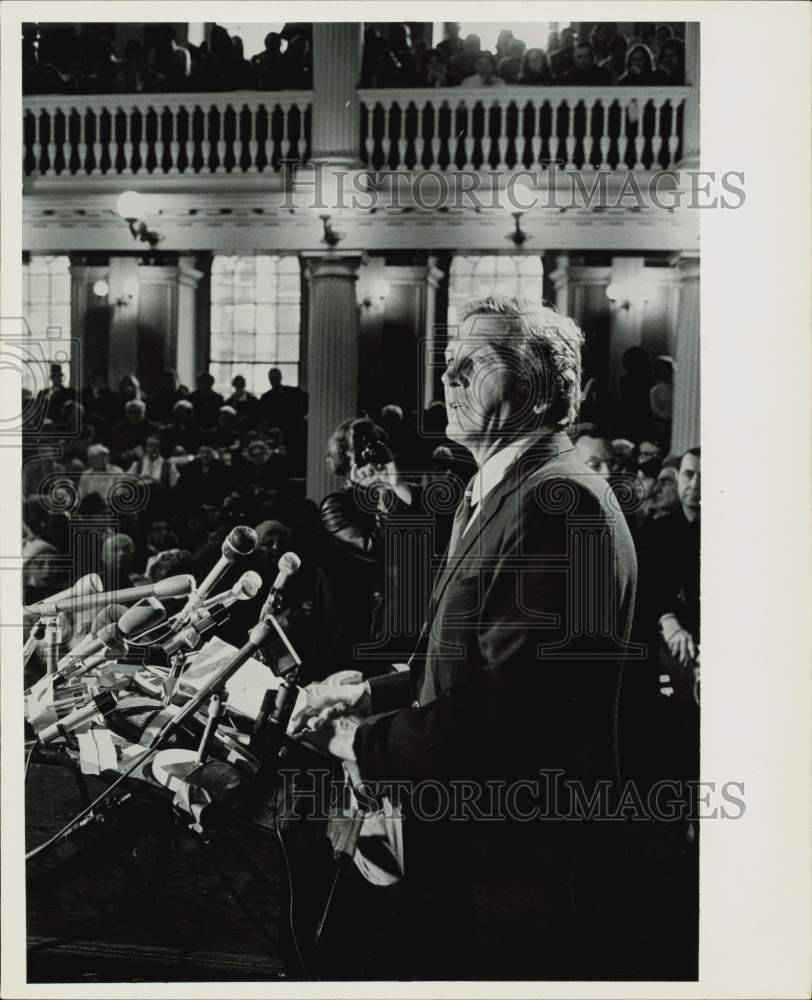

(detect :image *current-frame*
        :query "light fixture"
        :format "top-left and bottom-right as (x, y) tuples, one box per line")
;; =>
(605, 280), (650, 312)
(319, 213), (344, 248)
(115, 190), (163, 248)
(361, 278), (390, 310)
(506, 211), (529, 247)
(92, 279), (110, 298)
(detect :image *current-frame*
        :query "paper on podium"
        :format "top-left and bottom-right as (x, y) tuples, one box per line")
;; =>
(182, 636), (306, 724)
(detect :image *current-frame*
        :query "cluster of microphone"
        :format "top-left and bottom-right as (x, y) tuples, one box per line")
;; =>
(24, 525), (302, 748)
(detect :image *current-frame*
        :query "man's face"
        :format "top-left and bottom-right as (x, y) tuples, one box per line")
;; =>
(575, 435), (613, 479)
(678, 453), (701, 514)
(442, 319), (527, 451)
(574, 44), (595, 69)
(146, 436), (160, 458)
(639, 440), (663, 462)
(652, 467), (679, 512)
(198, 446), (215, 467)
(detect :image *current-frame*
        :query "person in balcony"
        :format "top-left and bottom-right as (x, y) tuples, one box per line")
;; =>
(519, 47), (553, 85)
(187, 371), (225, 431)
(436, 22), (464, 66)
(589, 23), (616, 63)
(424, 49), (449, 88)
(497, 38), (527, 84)
(652, 24), (674, 60)
(251, 32), (285, 90)
(599, 32), (629, 83)
(560, 41), (613, 85)
(549, 26), (576, 79)
(148, 26), (191, 91)
(461, 52), (506, 88)
(657, 38), (685, 85)
(617, 44), (669, 86)
(282, 32), (313, 89)
(229, 35), (255, 89)
(495, 29), (515, 63)
(447, 34), (482, 86)
(388, 24), (418, 88)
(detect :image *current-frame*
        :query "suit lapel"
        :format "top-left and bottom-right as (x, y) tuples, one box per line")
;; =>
(429, 432), (573, 614)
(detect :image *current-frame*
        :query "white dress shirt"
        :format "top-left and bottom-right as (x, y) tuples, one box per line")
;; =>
(463, 434), (540, 535)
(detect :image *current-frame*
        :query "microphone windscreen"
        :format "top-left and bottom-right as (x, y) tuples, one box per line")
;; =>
(236, 570), (263, 600)
(223, 525), (258, 560)
(277, 552), (301, 577)
(118, 599), (166, 638)
(90, 603), (127, 634)
(153, 574), (196, 600)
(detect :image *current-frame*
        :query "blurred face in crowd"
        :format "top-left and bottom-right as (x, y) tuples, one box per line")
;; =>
(658, 41), (682, 76)
(102, 534), (135, 571)
(574, 43), (596, 70)
(145, 435), (161, 459)
(575, 435), (614, 479)
(256, 525), (291, 567)
(126, 402), (145, 424)
(232, 375), (246, 395)
(628, 47), (650, 74)
(445, 23), (461, 41)
(639, 440), (663, 462)
(88, 448), (109, 471)
(247, 443), (270, 467)
(197, 374), (215, 395)
(560, 28), (575, 49)
(463, 34), (481, 56)
(652, 466), (679, 514)
(475, 53), (497, 82)
(268, 368), (282, 388)
(197, 445), (216, 468)
(161, 370), (178, 391)
(678, 452), (701, 518)
(174, 403), (193, 424)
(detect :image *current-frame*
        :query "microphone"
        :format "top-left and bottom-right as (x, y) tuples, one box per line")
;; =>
(52, 600), (166, 687)
(55, 604), (126, 670)
(24, 573), (103, 617)
(38, 690), (118, 745)
(25, 574), (195, 616)
(177, 526), (257, 622)
(199, 570), (263, 613)
(260, 552), (301, 616)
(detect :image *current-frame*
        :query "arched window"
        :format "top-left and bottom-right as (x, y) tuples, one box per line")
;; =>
(209, 255), (301, 397)
(21, 255), (72, 391)
(448, 254), (544, 326)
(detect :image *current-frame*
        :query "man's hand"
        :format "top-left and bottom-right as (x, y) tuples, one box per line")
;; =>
(660, 613), (697, 666)
(350, 459), (412, 507)
(296, 715), (360, 762)
(289, 675), (371, 735)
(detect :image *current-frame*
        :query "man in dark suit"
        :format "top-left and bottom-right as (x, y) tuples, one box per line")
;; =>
(294, 296), (638, 979)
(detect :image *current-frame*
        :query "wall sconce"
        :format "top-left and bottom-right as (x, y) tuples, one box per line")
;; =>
(361, 279), (390, 310)
(506, 211), (529, 247)
(92, 275), (138, 306)
(92, 279), (110, 299)
(319, 213), (344, 248)
(115, 190), (163, 248)
(605, 280), (650, 312)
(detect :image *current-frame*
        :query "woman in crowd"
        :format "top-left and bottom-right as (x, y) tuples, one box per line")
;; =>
(519, 47), (553, 85)
(617, 43), (667, 85)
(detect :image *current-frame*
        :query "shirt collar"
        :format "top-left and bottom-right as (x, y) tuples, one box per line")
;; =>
(469, 435), (539, 509)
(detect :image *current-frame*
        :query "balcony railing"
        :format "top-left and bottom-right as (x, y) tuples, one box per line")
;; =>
(359, 86), (690, 173)
(23, 91), (312, 178)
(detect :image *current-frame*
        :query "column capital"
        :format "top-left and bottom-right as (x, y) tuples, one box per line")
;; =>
(669, 250), (700, 280)
(303, 252), (363, 283)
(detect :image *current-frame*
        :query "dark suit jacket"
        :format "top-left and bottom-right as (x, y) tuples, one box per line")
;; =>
(353, 432), (638, 975)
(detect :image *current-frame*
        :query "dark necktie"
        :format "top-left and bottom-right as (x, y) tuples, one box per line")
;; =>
(448, 488), (475, 560)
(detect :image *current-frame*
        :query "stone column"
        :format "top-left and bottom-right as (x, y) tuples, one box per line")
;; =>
(680, 22), (700, 168)
(421, 257), (445, 407)
(304, 253), (362, 502)
(311, 23), (363, 165)
(107, 257), (140, 388)
(669, 251), (700, 453)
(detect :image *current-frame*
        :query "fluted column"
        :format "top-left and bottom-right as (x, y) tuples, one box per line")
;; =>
(311, 22), (363, 165)
(670, 251), (700, 453)
(304, 254), (362, 502)
(680, 22), (700, 168)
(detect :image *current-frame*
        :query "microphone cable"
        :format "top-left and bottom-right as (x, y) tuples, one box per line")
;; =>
(24, 740), (38, 783)
(273, 809), (311, 979)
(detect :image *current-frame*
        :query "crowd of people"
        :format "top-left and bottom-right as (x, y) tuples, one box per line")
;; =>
(22, 23), (313, 95)
(362, 22), (686, 88)
(23, 21), (686, 95)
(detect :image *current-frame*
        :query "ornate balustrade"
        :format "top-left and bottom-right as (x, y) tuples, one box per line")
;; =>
(359, 86), (690, 173)
(23, 91), (312, 177)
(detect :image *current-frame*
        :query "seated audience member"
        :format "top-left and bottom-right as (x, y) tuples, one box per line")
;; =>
(647, 447), (700, 671)
(649, 455), (681, 519)
(173, 444), (231, 511)
(252, 32), (285, 89)
(236, 439), (288, 498)
(81, 368), (121, 442)
(78, 444), (124, 502)
(448, 33), (481, 84)
(600, 32), (629, 83)
(99, 532), (138, 590)
(35, 362), (75, 423)
(187, 372), (225, 431)
(617, 44), (667, 85)
(425, 48), (449, 87)
(436, 22), (464, 66)
(589, 23), (615, 62)
(561, 41), (613, 84)
(657, 38), (685, 84)
(161, 399), (202, 457)
(148, 25), (191, 90)
(495, 29), (515, 63)
(498, 39), (527, 84)
(115, 39), (164, 93)
(520, 47), (553, 84)
(22, 537), (64, 608)
(208, 405), (242, 463)
(148, 369), (183, 425)
(144, 520), (180, 559)
(226, 374), (260, 429)
(573, 426), (615, 479)
(118, 372), (146, 408)
(128, 433), (180, 488)
(549, 26), (576, 78)
(111, 398), (151, 465)
(58, 401), (96, 463)
(461, 51), (506, 88)
(649, 355), (675, 447)
(145, 547), (193, 584)
(634, 457), (662, 529)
